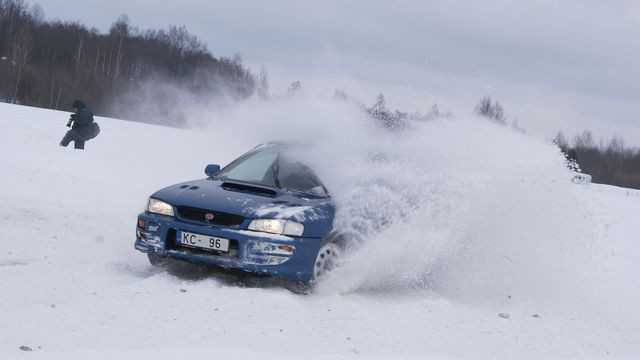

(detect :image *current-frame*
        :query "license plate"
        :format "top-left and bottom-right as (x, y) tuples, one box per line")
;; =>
(177, 231), (230, 252)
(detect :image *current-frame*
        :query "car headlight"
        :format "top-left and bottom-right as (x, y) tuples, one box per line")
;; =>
(146, 198), (175, 216)
(248, 219), (304, 236)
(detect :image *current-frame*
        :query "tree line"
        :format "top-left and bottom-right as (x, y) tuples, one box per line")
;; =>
(362, 92), (640, 190)
(553, 131), (640, 190)
(0, 0), (256, 124)
(474, 96), (640, 190)
(3, 0), (638, 189)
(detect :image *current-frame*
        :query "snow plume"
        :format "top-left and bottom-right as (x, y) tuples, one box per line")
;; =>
(105, 79), (240, 127)
(194, 94), (600, 307)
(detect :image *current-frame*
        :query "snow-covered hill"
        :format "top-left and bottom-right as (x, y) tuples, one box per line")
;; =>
(1, 101), (638, 359)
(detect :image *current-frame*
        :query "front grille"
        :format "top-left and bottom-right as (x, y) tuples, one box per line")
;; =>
(178, 244), (240, 258)
(176, 206), (244, 227)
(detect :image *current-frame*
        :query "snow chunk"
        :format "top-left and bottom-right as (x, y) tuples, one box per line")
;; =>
(254, 205), (313, 221)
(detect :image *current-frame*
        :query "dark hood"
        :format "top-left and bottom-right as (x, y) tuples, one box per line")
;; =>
(151, 178), (334, 236)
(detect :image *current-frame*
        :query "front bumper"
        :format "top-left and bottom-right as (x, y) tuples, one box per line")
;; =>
(134, 212), (322, 281)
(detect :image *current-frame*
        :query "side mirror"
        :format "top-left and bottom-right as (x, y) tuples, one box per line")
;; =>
(205, 164), (221, 177)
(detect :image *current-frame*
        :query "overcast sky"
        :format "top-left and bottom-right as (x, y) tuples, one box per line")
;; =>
(37, 0), (640, 145)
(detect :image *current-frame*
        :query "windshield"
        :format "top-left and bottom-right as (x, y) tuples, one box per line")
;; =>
(216, 148), (279, 187)
(216, 146), (329, 197)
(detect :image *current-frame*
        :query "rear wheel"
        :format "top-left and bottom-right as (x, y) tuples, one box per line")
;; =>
(147, 252), (170, 267)
(313, 243), (341, 281)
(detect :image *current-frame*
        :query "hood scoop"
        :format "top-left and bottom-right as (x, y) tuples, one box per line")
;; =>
(178, 185), (200, 190)
(221, 182), (277, 197)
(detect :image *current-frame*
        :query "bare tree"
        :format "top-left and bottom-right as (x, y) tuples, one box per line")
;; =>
(573, 130), (595, 149)
(287, 81), (302, 93)
(475, 96), (506, 124)
(109, 14), (129, 86)
(553, 131), (569, 149)
(257, 65), (269, 99)
(3, 0), (35, 103)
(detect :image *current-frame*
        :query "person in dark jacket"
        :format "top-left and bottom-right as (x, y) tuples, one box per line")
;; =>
(60, 100), (95, 150)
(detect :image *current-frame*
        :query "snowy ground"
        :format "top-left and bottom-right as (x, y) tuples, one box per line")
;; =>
(1, 102), (639, 359)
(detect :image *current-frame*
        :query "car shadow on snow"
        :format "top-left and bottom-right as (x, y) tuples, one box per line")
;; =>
(159, 258), (311, 294)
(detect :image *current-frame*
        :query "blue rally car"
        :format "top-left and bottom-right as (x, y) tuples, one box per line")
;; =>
(135, 143), (342, 283)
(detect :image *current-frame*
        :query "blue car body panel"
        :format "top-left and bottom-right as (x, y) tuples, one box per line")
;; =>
(135, 177), (335, 282)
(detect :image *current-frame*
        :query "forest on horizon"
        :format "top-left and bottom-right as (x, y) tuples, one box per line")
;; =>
(0, 0), (256, 125)
(2, 0), (640, 190)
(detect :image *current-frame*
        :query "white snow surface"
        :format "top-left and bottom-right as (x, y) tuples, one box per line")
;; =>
(1, 101), (639, 359)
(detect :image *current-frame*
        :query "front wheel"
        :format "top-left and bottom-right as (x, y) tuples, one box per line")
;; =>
(312, 243), (342, 281)
(147, 252), (170, 267)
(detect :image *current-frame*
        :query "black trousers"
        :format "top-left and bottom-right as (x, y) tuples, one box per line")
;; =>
(60, 129), (85, 149)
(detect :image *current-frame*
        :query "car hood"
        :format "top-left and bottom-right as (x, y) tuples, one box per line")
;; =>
(151, 178), (334, 236)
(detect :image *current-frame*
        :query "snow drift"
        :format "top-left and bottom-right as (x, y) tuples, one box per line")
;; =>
(1, 100), (638, 359)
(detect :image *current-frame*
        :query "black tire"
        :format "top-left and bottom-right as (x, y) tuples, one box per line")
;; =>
(147, 252), (170, 267)
(286, 280), (313, 295)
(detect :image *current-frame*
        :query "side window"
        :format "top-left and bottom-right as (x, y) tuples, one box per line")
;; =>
(277, 156), (328, 196)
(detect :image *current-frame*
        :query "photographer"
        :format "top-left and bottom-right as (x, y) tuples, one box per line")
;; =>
(59, 100), (96, 150)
